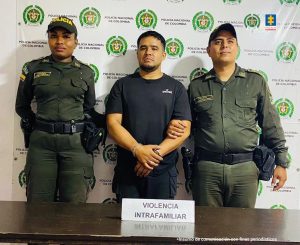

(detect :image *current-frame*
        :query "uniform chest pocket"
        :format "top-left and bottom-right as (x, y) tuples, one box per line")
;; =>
(235, 98), (257, 124)
(193, 97), (213, 112)
(193, 97), (214, 126)
(71, 79), (88, 92)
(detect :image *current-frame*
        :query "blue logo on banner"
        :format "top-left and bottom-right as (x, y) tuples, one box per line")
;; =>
(265, 14), (276, 26)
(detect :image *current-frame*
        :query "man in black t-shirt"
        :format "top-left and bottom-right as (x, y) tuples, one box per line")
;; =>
(106, 31), (191, 202)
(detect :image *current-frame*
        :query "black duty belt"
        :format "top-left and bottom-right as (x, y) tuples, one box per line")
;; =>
(195, 149), (253, 165)
(35, 120), (85, 134)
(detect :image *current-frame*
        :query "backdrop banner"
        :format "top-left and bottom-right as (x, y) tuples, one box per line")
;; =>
(13, 0), (300, 209)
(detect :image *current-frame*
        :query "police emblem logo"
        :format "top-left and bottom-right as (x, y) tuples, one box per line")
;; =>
(106, 36), (128, 56)
(18, 170), (27, 188)
(192, 11), (214, 32)
(270, 204), (287, 209)
(102, 198), (118, 204)
(79, 7), (101, 28)
(166, 38), (184, 58)
(257, 180), (263, 196)
(103, 144), (118, 164)
(136, 9), (158, 30)
(276, 42), (297, 62)
(274, 98), (294, 118)
(256, 125), (262, 135)
(189, 67), (208, 81)
(23, 5), (44, 25)
(287, 152), (292, 168)
(280, 0), (300, 5)
(223, 0), (242, 4)
(258, 70), (269, 83)
(167, 0), (184, 2)
(244, 14), (260, 29)
(89, 64), (100, 83)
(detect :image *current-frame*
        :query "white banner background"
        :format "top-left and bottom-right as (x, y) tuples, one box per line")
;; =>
(10, 0), (300, 209)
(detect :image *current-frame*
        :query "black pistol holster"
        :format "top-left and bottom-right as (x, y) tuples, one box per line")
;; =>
(181, 147), (194, 193)
(253, 145), (276, 181)
(81, 122), (105, 154)
(20, 118), (34, 148)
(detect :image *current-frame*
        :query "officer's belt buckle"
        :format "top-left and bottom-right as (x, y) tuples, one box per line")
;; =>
(53, 122), (65, 133)
(222, 154), (234, 164)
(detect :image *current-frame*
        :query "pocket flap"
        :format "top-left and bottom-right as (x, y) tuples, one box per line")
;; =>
(236, 98), (256, 108)
(71, 79), (88, 91)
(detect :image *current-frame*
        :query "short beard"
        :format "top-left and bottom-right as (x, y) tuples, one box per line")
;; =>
(140, 65), (157, 72)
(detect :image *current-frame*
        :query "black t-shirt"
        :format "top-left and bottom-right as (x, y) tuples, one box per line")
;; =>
(106, 73), (191, 175)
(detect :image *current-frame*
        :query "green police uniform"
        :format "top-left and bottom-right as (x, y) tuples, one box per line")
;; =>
(15, 55), (96, 203)
(189, 65), (287, 207)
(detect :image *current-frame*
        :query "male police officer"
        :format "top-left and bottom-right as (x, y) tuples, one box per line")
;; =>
(168, 23), (288, 207)
(15, 16), (103, 203)
(106, 31), (191, 202)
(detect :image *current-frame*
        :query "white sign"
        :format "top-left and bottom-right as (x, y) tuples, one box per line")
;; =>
(121, 198), (195, 223)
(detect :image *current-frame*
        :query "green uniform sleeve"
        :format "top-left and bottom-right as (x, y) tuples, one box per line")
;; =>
(187, 83), (196, 131)
(257, 77), (288, 166)
(82, 66), (106, 128)
(15, 63), (35, 122)
(83, 67), (96, 114)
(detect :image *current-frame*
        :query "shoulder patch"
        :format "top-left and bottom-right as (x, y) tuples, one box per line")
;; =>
(20, 56), (47, 79)
(22, 62), (29, 75)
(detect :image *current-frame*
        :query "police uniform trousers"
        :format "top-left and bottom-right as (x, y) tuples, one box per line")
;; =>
(192, 160), (259, 208)
(25, 130), (94, 203)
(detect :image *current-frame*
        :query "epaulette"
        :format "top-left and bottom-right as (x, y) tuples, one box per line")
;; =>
(245, 69), (262, 76)
(27, 56), (49, 67)
(191, 72), (207, 82)
(75, 59), (92, 70)
(29, 56), (48, 64)
(245, 69), (266, 81)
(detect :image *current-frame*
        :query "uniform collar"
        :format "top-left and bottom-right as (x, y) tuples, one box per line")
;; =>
(203, 64), (246, 81)
(235, 66), (246, 78)
(45, 55), (81, 68)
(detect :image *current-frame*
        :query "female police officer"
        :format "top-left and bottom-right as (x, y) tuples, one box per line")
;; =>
(15, 16), (102, 203)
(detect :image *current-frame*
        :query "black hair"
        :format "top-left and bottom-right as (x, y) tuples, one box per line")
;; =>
(137, 31), (166, 50)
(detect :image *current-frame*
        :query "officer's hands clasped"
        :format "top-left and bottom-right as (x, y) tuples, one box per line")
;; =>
(167, 120), (186, 139)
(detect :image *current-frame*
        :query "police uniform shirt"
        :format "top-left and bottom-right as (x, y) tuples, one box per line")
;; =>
(189, 65), (287, 165)
(16, 55), (95, 122)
